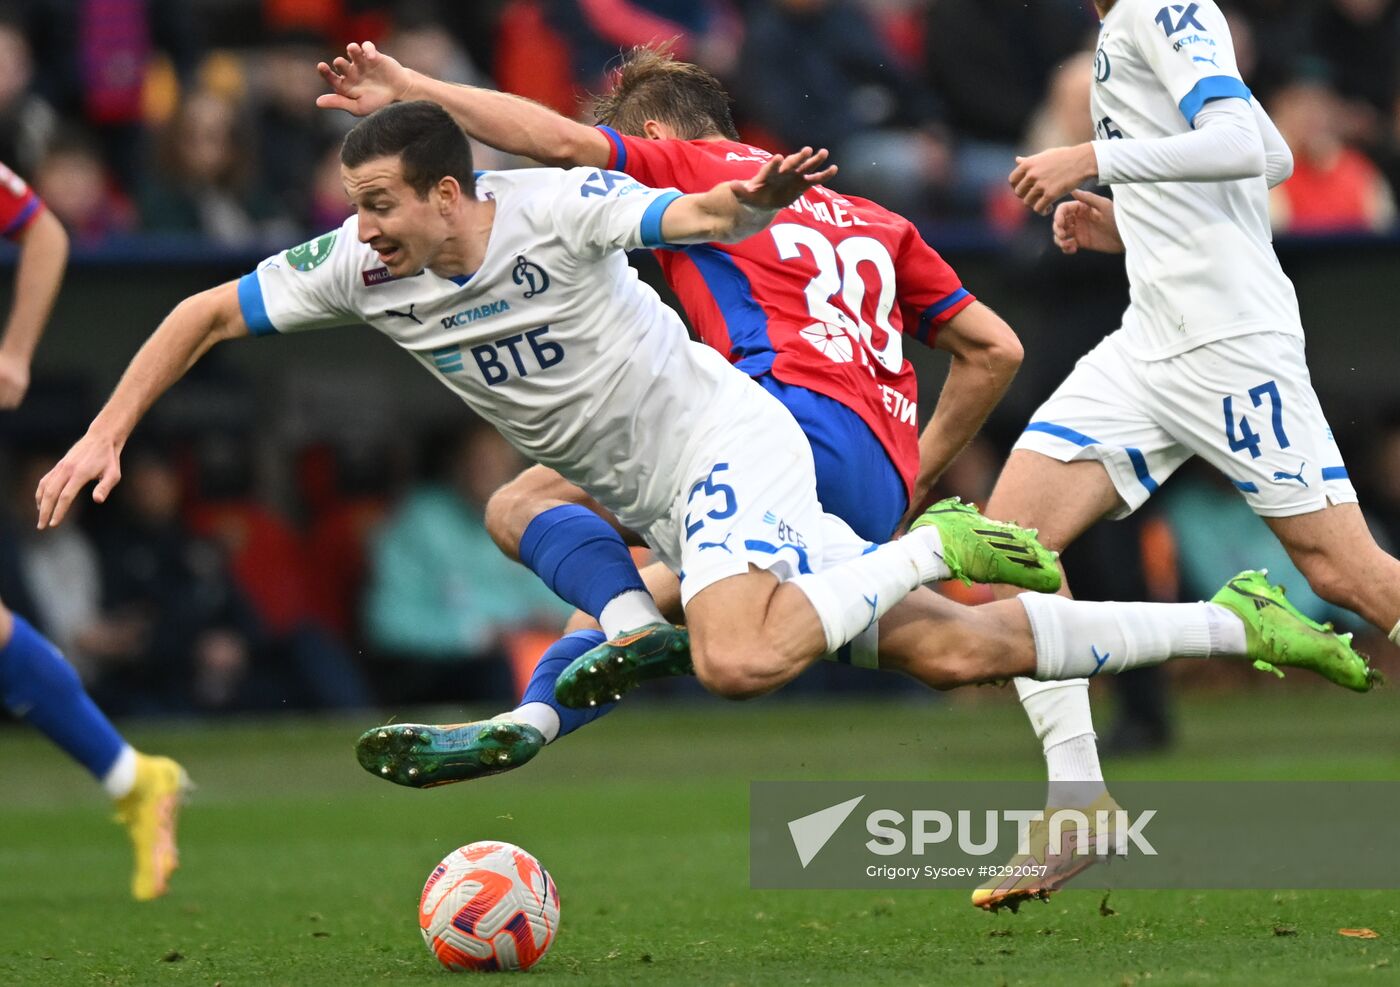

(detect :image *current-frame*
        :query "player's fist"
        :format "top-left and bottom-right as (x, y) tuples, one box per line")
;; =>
(1052, 189), (1124, 256)
(0, 351), (31, 409)
(1010, 144), (1099, 216)
(317, 41), (416, 116)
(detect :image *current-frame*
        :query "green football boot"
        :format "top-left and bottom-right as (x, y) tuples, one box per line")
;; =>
(1211, 569), (1381, 693)
(554, 622), (692, 709)
(354, 717), (545, 788)
(908, 497), (1062, 593)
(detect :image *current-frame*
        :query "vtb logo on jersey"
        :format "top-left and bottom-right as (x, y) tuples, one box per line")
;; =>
(1155, 3), (1205, 36)
(513, 256), (550, 298)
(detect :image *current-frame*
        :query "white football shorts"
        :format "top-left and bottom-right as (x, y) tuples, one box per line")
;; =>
(1014, 329), (1357, 519)
(642, 377), (880, 666)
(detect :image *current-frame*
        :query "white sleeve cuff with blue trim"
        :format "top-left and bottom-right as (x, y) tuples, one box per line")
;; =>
(1094, 98), (1264, 186)
(237, 271), (277, 336)
(1179, 75), (1251, 128)
(638, 190), (685, 249)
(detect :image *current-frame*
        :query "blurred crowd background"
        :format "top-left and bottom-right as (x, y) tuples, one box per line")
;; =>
(2, 0), (1398, 242)
(2, 0), (1399, 752)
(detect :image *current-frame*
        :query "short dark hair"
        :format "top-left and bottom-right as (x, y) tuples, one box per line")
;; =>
(340, 100), (475, 199)
(591, 43), (739, 141)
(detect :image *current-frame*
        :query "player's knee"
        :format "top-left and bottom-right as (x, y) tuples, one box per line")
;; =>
(691, 642), (776, 701)
(484, 479), (538, 558)
(694, 665), (766, 701)
(483, 487), (516, 556)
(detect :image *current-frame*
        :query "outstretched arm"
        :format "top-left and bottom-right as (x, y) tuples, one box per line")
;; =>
(0, 209), (68, 408)
(36, 280), (247, 528)
(659, 147), (837, 245)
(316, 41), (612, 168)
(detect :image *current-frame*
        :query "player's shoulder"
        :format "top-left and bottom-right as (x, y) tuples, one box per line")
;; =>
(633, 136), (775, 180)
(833, 187), (911, 228)
(1108, 0), (1163, 21)
(476, 167), (569, 195)
(679, 138), (776, 176)
(258, 214), (398, 305)
(1112, 0), (1224, 32)
(274, 214), (373, 275)
(777, 184), (913, 244)
(480, 165), (651, 211)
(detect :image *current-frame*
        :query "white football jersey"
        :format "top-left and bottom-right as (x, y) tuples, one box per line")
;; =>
(237, 167), (751, 529)
(1091, 0), (1302, 359)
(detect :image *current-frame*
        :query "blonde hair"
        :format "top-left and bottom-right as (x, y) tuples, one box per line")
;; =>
(590, 42), (739, 141)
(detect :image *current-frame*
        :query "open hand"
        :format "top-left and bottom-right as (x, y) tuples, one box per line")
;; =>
(316, 41), (416, 117)
(35, 431), (123, 529)
(1052, 189), (1124, 255)
(731, 147), (838, 211)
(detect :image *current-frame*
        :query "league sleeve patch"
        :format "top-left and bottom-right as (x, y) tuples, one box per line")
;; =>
(285, 231), (338, 272)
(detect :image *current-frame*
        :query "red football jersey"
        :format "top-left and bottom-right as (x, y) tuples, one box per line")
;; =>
(598, 128), (975, 495)
(0, 161), (42, 242)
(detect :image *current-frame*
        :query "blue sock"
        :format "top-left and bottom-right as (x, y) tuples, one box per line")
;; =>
(518, 505), (647, 618)
(518, 630), (615, 741)
(0, 613), (125, 779)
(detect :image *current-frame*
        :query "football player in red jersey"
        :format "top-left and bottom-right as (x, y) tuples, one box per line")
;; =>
(0, 160), (188, 900)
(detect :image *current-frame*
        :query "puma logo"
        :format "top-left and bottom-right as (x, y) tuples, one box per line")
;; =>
(386, 303), (422, 324)
(1272, 462), (1308, 487)
(697, 532), (734, 555)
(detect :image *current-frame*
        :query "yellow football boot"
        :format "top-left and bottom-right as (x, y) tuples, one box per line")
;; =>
(972, 792), (1123, 913)
(113, 753), (190, 901)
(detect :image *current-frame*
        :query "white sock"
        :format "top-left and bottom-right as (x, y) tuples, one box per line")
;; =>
(898, 525), (952, 584)
(1044, 735), (1105, 788)
(103, 745), (138, 799)
(1014, 678), (1104, 796)
(1020, 595), (1245, 680)
(1209, 603), (1248, 653)
(598, 590), (665, 640)
(1389, 618), (1400, 646)
(505, 703), (561, 744)
(789, 540), (930, 652)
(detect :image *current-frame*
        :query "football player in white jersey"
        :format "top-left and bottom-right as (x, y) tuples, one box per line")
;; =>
(34, 102), (1370, 748)
(963, 0), (1400, 912)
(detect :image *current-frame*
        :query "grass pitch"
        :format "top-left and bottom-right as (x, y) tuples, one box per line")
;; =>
(2, 688), (1397, 986)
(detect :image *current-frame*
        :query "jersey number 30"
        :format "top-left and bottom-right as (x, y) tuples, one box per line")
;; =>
(770, 223), (902, 373)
